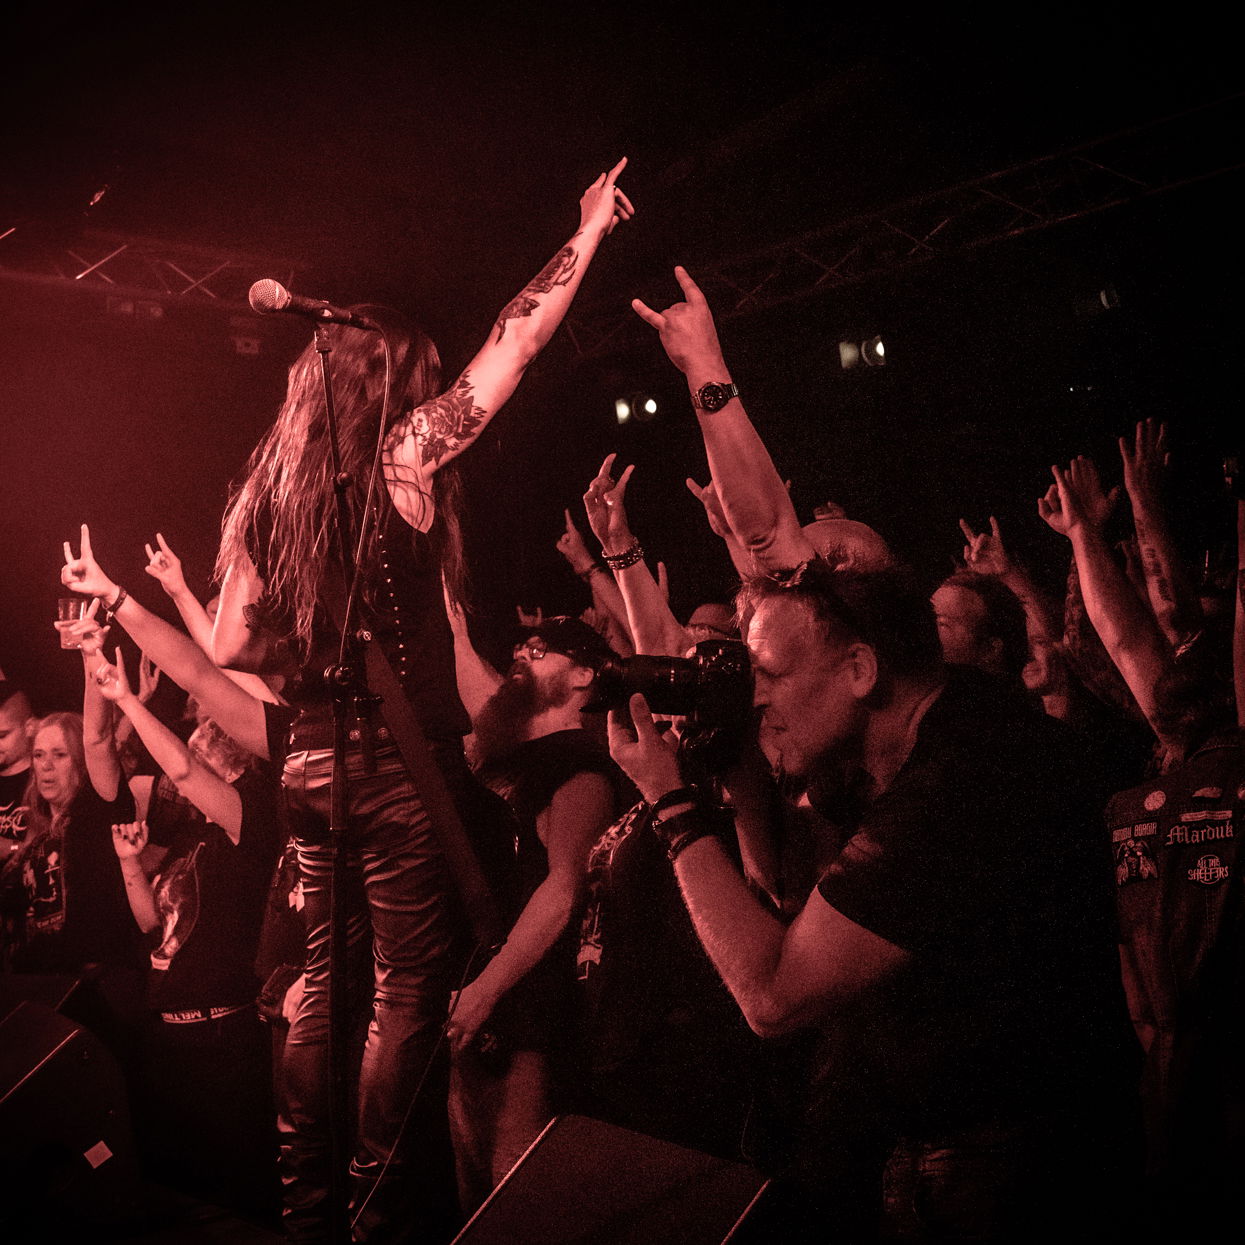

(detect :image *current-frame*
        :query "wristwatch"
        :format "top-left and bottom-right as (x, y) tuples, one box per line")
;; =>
(690, 381), (739, 413)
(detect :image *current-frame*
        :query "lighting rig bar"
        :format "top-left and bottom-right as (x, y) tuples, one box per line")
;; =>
(0, 225), (303, 315)
(564, 93), (1245, 358)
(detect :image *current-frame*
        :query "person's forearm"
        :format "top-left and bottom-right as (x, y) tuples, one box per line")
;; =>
(82, 658), (121, 801)
(1234, 500), (1244, 728)
(112, 592), (268, 759)
(490, 227), (607, 365)
(1068, 524), (1172, 737)
(464, 873), (580, 1007)
(998, 564), (1062, 645)
(452, 626), (504, 723)
(686, 373), (810, 572)
(583, 568), (635, 651)
(671, 830), (792, 1035)
(115, 695), (242, 839)
(614, 562), (689, 657)
(117, 856), (159, 933)
(1130, 500), (1202, 644)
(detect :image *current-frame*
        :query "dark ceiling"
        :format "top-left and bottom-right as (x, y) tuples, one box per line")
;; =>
(3, 3), (1244, 702)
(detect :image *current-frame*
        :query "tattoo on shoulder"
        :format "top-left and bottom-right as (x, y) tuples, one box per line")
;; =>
(412, 377), (486, 467)
(494, 246), (578, 342)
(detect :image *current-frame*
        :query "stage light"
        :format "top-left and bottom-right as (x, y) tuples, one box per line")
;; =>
(839, 335), (887, 369)
(615, 393), (659, 423)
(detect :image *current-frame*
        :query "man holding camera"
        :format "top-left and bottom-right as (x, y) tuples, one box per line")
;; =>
(619, 271), (1137, 1239)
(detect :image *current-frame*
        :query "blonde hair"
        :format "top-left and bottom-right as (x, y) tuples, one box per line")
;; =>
(17, 712), (86, 859)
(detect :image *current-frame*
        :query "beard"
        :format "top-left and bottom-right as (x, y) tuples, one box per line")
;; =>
(472, 662), (574, 764)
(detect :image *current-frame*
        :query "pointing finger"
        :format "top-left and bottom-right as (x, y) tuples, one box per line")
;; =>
(80, 524), (93, 561)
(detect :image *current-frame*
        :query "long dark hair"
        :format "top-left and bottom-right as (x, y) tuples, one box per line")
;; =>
(216, 307), (467, 654)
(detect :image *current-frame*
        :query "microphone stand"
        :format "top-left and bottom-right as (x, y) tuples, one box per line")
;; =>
(314, 321), (380, 1245)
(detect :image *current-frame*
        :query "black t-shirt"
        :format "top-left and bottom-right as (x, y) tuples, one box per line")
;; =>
(1104, 733), (1245, 1156)
(0, 768), (30, 848)
(815, 666), (1132, 1132)
(474, 729), (617, 1052)
(143, 767), (283, 1011)
(10, 783), (145, 975)
(575, 800), (761, 1158)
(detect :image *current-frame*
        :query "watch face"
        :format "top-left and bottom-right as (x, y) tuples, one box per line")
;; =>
(698, 382), (731, 412)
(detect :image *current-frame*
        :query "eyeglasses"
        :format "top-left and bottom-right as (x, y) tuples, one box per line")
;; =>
(513, 638), (550, 662)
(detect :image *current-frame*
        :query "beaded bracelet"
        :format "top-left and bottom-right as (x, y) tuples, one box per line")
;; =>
(602, 541), (645, 571)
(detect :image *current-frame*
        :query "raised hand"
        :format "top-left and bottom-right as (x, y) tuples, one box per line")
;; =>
(111, 820), (149, 861)
(1119, 418), (1169, 508)
(144, 532), (189, 599)
(582, 453), (636, 554)
(687, 477), (733, 540)
(61, 524), (120, 600)
(55, 597), (110, 656)
(92, 646), (134, 704)
(1038, 463), (1096, 538)
(516, 604), (544, 630)
(1067, 455), (1119, 529)
(136, 651), (161, 705)
(555, 508), (596, 575)
(959, 516), (1012, 578)
(631, 266), (727, 378)
(578, 157), (634, 240)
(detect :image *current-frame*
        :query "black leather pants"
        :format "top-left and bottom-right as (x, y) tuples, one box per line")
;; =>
(280, 742), (461, 1244)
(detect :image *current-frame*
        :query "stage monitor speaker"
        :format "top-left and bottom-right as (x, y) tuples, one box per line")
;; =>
(453, 1114), (769, 1244)
(0, 998), (140, 1237)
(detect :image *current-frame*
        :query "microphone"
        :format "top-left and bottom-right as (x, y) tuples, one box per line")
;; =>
(248, 279), (378, 331)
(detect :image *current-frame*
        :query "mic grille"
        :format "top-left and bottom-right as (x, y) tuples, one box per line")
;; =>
(248, 279), (290, 315)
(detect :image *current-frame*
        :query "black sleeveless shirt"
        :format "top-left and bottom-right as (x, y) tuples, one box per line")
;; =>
(254, 505), (471, 754)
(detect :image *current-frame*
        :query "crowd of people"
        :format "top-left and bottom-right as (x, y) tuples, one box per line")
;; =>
(2, 161), (1242, 1244)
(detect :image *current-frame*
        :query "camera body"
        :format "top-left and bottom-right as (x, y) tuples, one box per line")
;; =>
(585, 639), (753, 723)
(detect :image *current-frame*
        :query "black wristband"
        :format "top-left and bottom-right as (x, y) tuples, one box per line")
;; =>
(649, 786), (700, 819)
(103, 585), (128, 622)
(651, 803), (732, 863)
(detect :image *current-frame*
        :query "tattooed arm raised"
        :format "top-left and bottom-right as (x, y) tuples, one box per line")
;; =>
(386, 158), (633, 489)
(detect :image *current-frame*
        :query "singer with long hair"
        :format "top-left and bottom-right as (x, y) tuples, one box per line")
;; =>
(212, 161), (632, 1244)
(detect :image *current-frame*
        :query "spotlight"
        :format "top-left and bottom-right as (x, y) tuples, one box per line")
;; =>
(614, 393), (659, 423)
(838, 335), (887, 369)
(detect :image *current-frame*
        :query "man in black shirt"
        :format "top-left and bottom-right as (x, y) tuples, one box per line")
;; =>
(0, 683), (34, 854)
(449, 617), (618, 1212)
(609, 561), (1136, 1241)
